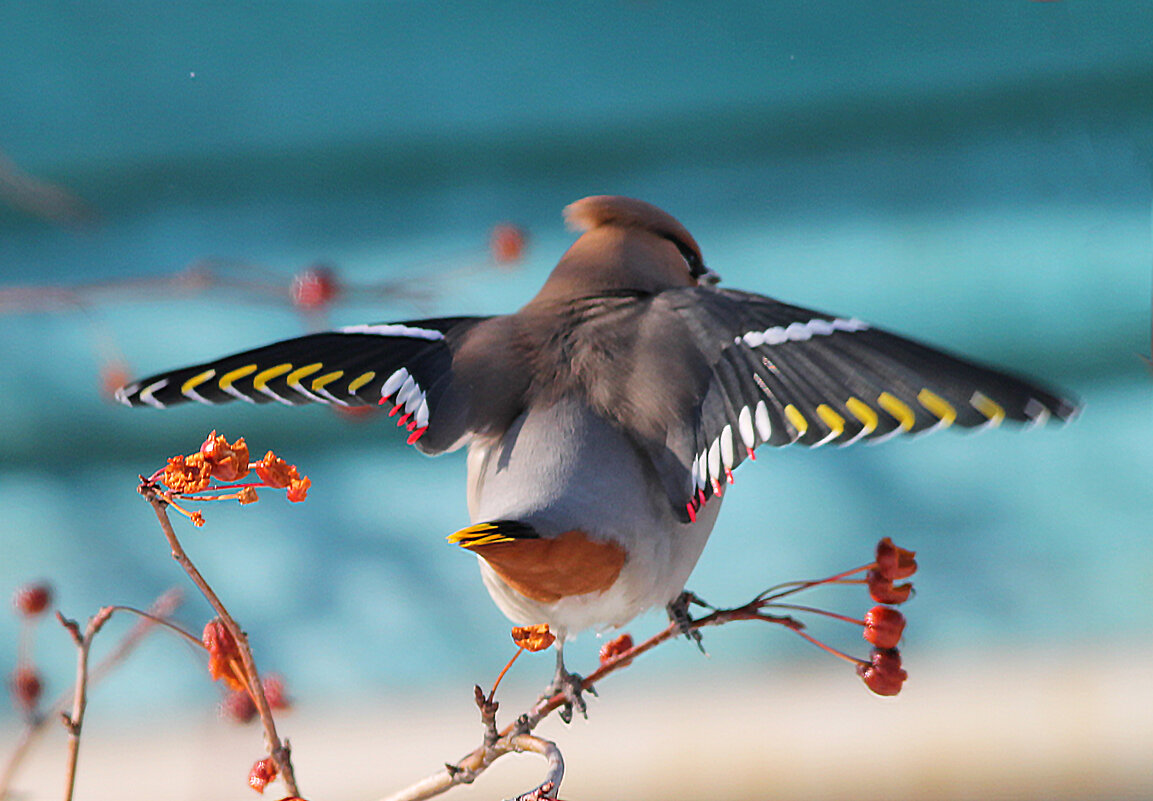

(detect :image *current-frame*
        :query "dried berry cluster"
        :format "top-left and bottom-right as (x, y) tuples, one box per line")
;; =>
(147, 431), (310, 527)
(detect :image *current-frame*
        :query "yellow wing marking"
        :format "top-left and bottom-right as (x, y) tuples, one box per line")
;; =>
(347, 370), (376, 394)
(845, 396), (878, 435)
(783, 404), (809, 437)
(286, 363), (324, 389)
(917, 389), (956, 428)
(815, 404), (846, 440)
(218, 364), (258, 390)
(180, 369), (216, 395)
(878, 391), (915, 431)
(252, 363), (294, 391)
(310, 370), (344, 391)
(447, 523), (516, 548)
(971, 392), (1006, 427)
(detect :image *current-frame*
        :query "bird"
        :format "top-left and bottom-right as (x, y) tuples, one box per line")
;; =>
(116, 195), (1078, 715)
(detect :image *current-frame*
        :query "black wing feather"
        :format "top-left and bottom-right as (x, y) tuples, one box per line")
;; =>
(652, 287), (1077, 521)
(115, 316), (488, 454)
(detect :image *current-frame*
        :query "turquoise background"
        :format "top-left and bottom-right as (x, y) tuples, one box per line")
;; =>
(1, 1), (1150, 733)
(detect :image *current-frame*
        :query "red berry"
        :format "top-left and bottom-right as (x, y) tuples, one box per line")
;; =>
(490, 223), (527, 265)
(13, 583), (52, 617)
(857, 647), (908, 696)
(599, 633), (635, 666)
(249, 756), (278, 793)
(875, 537), (917, 580)
(290, 265), (339, 310)
(220, 689), (257, 723)
(867, 569), (913, 605)
(262, 674), (290, 710)
(10, 666), (42, 713)
(863, 606), (906, 649)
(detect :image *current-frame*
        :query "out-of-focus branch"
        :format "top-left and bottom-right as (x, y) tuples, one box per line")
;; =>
(0, 589), (183, 801)
(0, 148), (97, 226)
(57, 607), (115, 801)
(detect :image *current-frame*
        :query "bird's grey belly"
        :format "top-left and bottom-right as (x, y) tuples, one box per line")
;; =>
(467, 398), (667, 534)
(466, 398), (722, 631)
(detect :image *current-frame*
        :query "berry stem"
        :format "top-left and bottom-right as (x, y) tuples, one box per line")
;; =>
(488, 648), (524, 703)
(758, 563), (875, 603)
(789, 627), (868, 666)
(766, 602), (865, 627)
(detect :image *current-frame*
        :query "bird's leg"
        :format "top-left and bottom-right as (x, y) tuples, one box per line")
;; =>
(540, 639), (595, 724)
(666, 590), (713, 654)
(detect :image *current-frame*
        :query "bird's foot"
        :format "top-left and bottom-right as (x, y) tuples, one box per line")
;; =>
(667, 590), (713, 654)
(540, 662), (596, 724)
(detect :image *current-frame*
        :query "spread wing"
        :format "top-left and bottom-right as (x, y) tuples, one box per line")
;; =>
(114, 317), (489, 454)
(638, 288), (1078, 522)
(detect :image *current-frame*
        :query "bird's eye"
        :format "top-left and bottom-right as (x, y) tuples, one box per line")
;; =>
(673, 241), (706, 279)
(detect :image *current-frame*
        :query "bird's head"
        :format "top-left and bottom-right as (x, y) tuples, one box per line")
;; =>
(528, 196), (719, 306)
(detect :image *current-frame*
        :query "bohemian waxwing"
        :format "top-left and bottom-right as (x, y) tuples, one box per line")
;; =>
(117, 195), (1077, 714)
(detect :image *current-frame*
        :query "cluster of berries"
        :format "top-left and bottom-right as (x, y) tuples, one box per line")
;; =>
(147, 431), (310, 527)
(202, 618), (297, 796)
(7, 583), (52, 719)
(856, 537), (916, 696)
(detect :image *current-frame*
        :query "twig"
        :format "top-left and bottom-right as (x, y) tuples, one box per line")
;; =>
(379, 597), (802, 801)
(58, 607), (114, 801)
(139, 482), (299, 797)
(0, 589), (183, 801)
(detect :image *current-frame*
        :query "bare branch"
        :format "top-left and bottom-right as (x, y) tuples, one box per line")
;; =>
(506, 734), (563, 801)
(60, 607), (114, 801)
(139, 481), (299, 797)
(380, 593), (811, 801)
(0, 590), (182, 801)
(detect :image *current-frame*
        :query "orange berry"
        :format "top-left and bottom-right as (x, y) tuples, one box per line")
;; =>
(510, 623), (555, 652)
(599, 632), (634, 666)
(203, 619), (246, 692)
(248, 756), (278, 793)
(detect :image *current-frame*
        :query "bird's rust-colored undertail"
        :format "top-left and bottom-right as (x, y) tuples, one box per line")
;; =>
(469, 529), (626, 604)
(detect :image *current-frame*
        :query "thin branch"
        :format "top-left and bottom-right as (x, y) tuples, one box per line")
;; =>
(379, 597), (804, 801)
(506, 734), (563, 801)
(59, 607), (114, 801)
(139, 481), (299, 797)
(0, 589), (183, 801)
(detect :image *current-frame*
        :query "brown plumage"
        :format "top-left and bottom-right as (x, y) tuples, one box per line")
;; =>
(463, 529), (627, 605)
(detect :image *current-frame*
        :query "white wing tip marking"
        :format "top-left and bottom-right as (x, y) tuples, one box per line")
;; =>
(380, 368), (410, 399)
(738, 317), (868, 349)
(737, 406), (756, 449)
(114, 383), (139, 406)
(138, 379), (169, 409)
(341, 323), (445, 341)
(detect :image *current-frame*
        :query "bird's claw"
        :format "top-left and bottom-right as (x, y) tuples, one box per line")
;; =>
(667, 590), (712, 654)
(543, 666), (593, 724)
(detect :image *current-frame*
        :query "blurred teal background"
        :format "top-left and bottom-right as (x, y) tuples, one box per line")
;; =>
(1, 3), (1151, 800)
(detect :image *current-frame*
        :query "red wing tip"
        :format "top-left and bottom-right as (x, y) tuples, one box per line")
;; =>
(406, 426), (428, 445)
